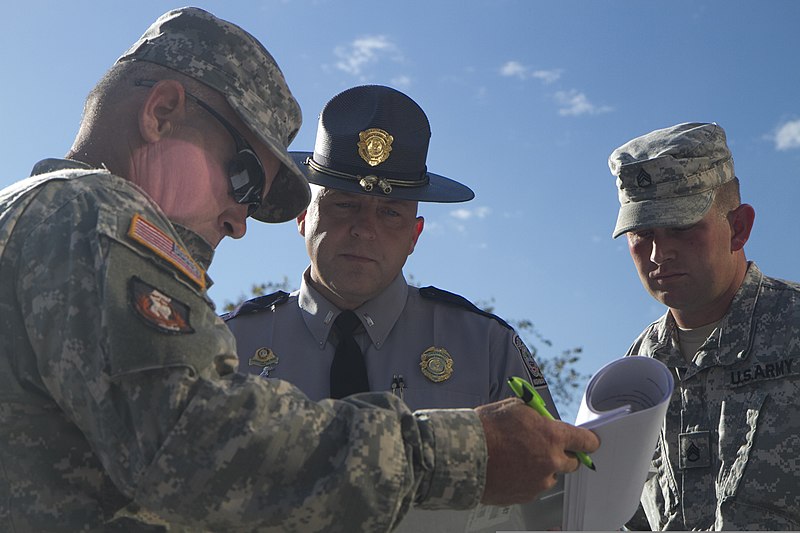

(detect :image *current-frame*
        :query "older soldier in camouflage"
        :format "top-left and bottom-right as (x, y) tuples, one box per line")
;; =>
(0, 7), (599, 532)
(609, 122), (800, 530)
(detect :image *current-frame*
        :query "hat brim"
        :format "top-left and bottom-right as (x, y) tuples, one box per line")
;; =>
(251, 163), (311, 223)
(228, 99), (311, 223)
(290, 152), (474, 203)
(612, 189), (714, 238)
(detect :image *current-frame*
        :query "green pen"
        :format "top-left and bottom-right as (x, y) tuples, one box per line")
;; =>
(507, 376), (596, 471)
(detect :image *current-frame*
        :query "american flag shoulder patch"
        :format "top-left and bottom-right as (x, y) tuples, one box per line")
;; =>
(127, 214), (206, 290)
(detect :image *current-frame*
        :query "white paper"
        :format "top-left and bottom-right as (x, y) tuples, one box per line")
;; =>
(561, 356), (674, 531)
(393, 356), (672, 532)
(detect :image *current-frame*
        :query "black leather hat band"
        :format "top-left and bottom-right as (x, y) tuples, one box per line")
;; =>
(305, 156), (429, 195)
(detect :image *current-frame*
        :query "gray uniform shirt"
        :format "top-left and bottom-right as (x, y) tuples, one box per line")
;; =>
(225, 268), (555, 413)
(625, 262), (800, 530)
(0, 160), (488, 532)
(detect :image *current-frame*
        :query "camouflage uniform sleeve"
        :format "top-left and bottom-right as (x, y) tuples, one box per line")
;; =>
(16, 180), (486, 531)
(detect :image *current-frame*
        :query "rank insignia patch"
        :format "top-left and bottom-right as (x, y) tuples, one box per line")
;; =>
(129, 277), (194, 334)
(128, 214), (206, 290)
(420, 346), (453, 383)
(679, 430), (711, 469)
(636, 168), (652, 188)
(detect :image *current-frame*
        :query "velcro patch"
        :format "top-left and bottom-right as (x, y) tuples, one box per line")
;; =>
(729, 357), (799, 388)
(679, 430), (711, 469)
(127, 214), (206, 290)
(129, 276), (194, 334)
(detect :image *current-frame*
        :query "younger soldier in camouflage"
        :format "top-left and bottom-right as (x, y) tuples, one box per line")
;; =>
(608, 122), (800, 530)
(0, 7), (599, 532)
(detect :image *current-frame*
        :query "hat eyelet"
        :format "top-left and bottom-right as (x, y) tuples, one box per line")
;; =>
(359, 176), (377, 192)
(378, 179), (392, 194)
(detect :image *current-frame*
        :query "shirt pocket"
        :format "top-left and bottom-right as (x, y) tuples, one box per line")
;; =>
(400, 387), (483, 410)
(716, 373), (800, 527)
(716, 389), (767, 500)
(715, 499), (800, 530)
(641, 433), (681, 530)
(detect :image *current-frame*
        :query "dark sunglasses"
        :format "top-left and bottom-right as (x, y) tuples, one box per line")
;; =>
(135, 79), (265, 215)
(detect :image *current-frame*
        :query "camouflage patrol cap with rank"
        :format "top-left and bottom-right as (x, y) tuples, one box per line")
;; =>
(291, 85), (474, 203)
(117, 6), (310, 223)
(608, 122), (735, 238)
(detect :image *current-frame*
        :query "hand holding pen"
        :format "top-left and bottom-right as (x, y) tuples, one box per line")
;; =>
(477, 390), (600, 505)
(507, 376), (596, 471)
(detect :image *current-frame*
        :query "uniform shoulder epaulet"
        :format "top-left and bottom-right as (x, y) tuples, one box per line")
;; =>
(221, 290), (290, 321)
(418, 286), (512, 330)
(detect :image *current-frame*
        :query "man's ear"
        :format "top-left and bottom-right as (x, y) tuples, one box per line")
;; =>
(408, 216), (424, 255)
(138, 79), (188, 143)
(729, 203), (755, 252)
(296, 209), (308, 237)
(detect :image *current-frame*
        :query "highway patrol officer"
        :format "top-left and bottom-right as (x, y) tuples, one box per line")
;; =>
(224, 85), (557, 414)
(609, 122), (800, 530)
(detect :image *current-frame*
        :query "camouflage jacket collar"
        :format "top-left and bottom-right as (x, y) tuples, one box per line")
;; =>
(29, 158), (96, 176)
(171, 223), (215, 275)
(30, 159), (217, 286)
(649, 262), (762, 376)
(714, 261), (762, 366)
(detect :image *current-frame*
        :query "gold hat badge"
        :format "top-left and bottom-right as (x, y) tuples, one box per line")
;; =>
(358, 128), (393, 166)
(420, 347), (453, 382)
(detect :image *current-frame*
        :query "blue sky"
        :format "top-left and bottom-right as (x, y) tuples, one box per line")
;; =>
(4, 0), (800, 419)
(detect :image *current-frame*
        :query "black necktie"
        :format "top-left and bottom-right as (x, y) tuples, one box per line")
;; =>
(329, 310), (370, 399)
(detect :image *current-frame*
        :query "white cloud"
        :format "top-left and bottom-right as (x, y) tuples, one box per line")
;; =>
(390, 75), (411, 88)
(774, 120), (800, 150)
(500, 61), (561, 84)
(450, 206), (492, 220)
(554, 90), (612, 116)
(500, 60), (527, 78)
(334, 35), (398, 76)
(531, 69), (562, 84)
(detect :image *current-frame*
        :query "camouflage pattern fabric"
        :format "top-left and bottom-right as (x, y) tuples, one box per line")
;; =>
(0, 160), (487, 532)
(608, 122), (735, 238)
(624, 263), (800, 530)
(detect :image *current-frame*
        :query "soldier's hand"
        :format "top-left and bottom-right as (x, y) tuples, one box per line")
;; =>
(477, 398), (600, 506)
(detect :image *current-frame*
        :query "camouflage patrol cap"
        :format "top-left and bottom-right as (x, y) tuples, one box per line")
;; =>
(117, 7), (310, 223)
(608, 122), (735, 238)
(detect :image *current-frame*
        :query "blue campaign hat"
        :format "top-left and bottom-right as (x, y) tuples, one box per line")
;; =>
(291, 85), (474, 203)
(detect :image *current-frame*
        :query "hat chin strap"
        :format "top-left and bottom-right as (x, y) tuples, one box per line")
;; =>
(304, 157), (429, 195)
